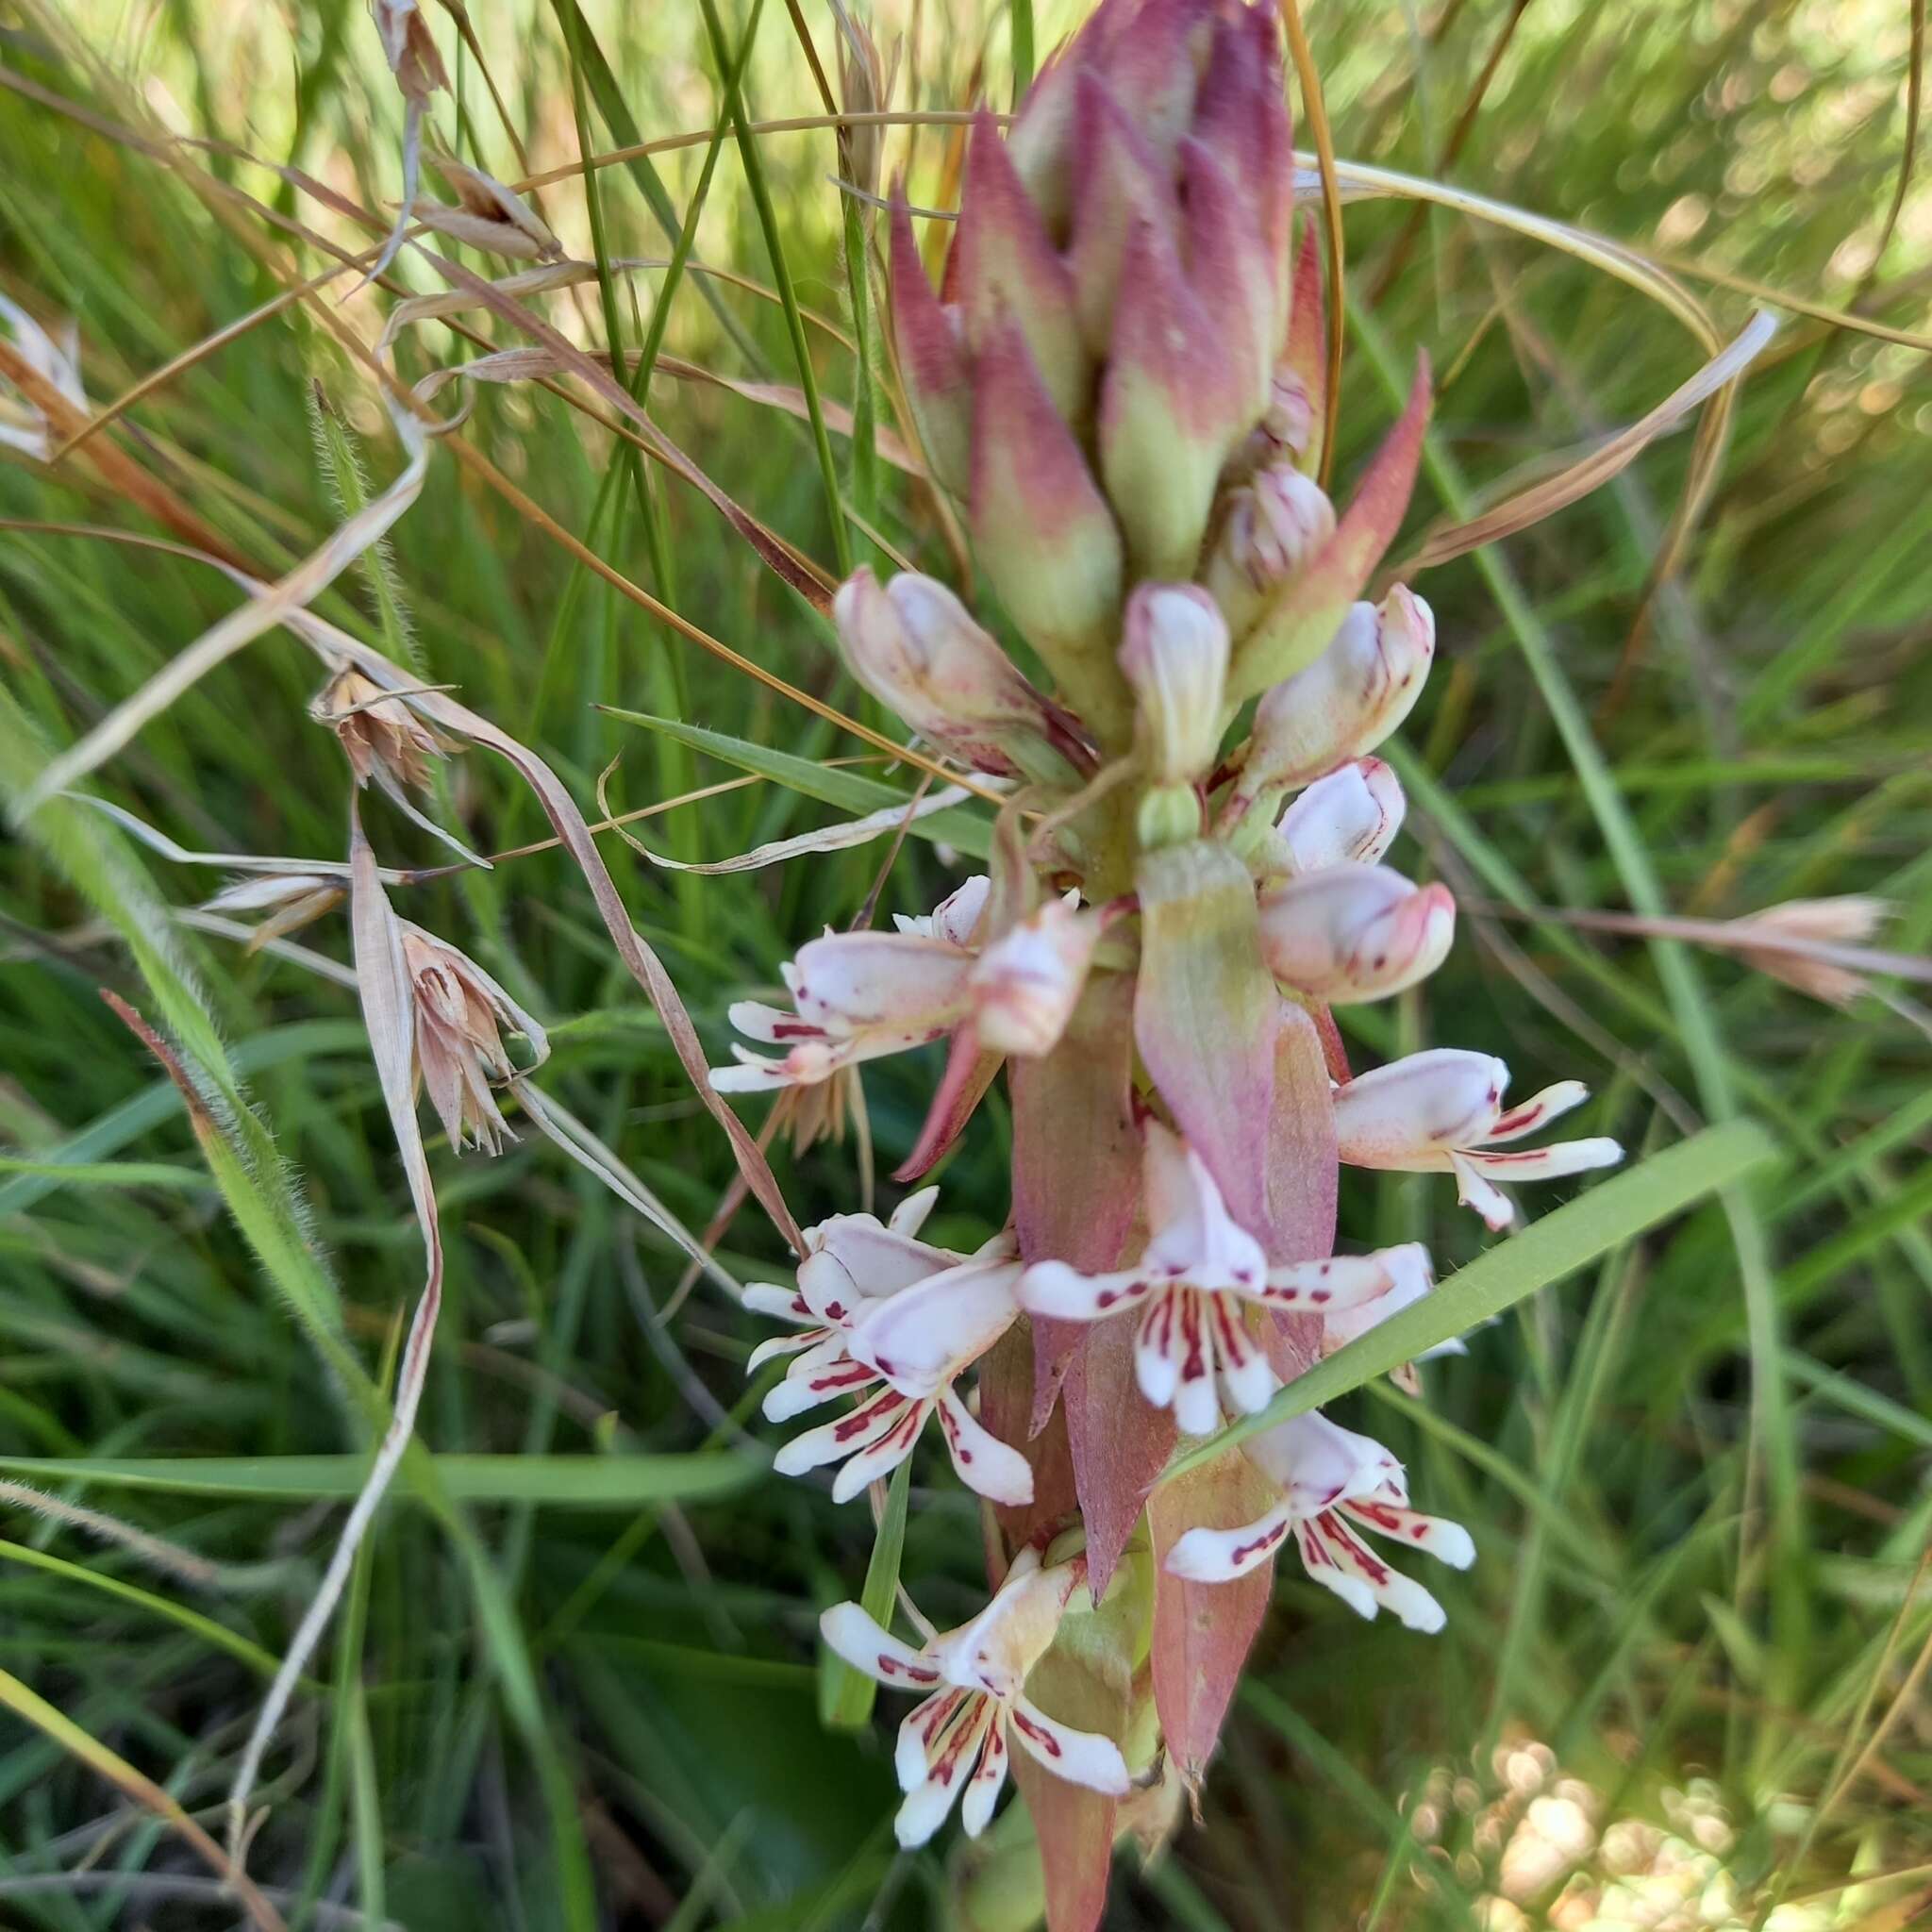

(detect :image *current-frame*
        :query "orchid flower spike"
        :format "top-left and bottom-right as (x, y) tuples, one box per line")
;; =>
(970, 898), (1105, 1057)
(747, 1191), (1031, 1505)
(398, 924), (547, 1155)
(821, 1546), (1131, 1845)
(1017, 1121), (1426, 1436)
(1165, 1410), (1474, 1631)
(1258, 864), (1457, 1004)
(711, 878), (990, 1092)
(1335, 1050), (1624, 1230)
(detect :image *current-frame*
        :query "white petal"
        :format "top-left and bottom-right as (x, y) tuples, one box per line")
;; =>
(1274, 758), (1406, 871)
(1463, 1139), (1625, 1182)
(708, 1057), (794, 1093)
(1164, 1504), (1297, 1582)
(741, 1282), (811, 1322)
(789, 929), (976, 1032)
(1290, 1519), (1379, 1621)
(1252, 1251), (1393, 1310)
(820, 1601), (941, 1688)
(1315, 1514), (1448, 1632)
(936, 1388), (1035, 1506)
(1448, 1151), (1517, 1230)
(848, 1260), (1021, 1396)
(772, 1387), (908, 1476)
(1483, 1078), (1592, 1144)
(889, 1185), (942, 1238)
(808, 1216), (959, 1305)
(726, 999), (815, 1044)
(1133, 1290), (1184, 1412)
(828, 1398), (929, 1502)
(762, 1341), (878, 1423)
(959, 1715), (1010, 1837)
(895, 1686), (972, 1790)
(1007, 1701), (1131, 1795)
(1015, 1260), (1150, 1322)
(894, 1774), (960, 1847)
(1341, 1497), (1476, 1570)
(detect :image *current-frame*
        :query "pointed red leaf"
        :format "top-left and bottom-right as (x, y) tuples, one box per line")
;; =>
(894, 1024), (1005, 1181)
(1011, 973), (1141, 1428)
(1148, 1446), (1282, 1790)
(1258, 1000), (1339, 1381)
(1065, 1316), (1176, 1596)
(1228, 356), (1432, 704)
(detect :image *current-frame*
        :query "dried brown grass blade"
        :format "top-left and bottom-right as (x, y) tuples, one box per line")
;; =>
(225, 805), (446, 1842)
(12, 408), (432, 822)
(1396, 311), (1776, 575)
(593, 758), (970, 873)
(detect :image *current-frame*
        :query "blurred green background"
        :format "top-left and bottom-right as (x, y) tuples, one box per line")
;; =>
(0, 0), (1928, 1925)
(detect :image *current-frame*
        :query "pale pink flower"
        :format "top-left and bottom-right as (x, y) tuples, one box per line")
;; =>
(1335, 1050), (1623, 1230)
(710, 878), (989, 1092)
(1119, 583), (1231, 786)
(1165, 1410), (1474, 1630)
(821, 1545), (1130, 1845)
(834, 569), (1083, 779)
(1267, 758), (1406, 873)
(1017, 1121), (1423, 1436)
(1258, 864), (1457, 1004)
(1234, 585), (1436, 808)
(748, 1191), (1031, 1505)
(969, 898), (1104, 1056)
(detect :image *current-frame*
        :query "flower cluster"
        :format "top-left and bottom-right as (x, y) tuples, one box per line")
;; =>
(706, 0), (1626, 1918)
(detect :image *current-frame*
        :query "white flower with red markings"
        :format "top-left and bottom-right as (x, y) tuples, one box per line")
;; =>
(746, 1190), (1031, 1505)
(1016, 1121), (1425, 1436)
(1258, 863), (1456, 1004)
(1165, 1410), (1474, 1630)
(1335, 1050), (1624, 1230)
(820, 1546), (1130, 1845)
(710, 878), (989, 1093)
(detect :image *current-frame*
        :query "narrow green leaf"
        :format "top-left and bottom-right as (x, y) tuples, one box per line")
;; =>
(604, 708), (993, 856)
(0, 1452), (762, 1505)
(827, 1457), (911, 1728)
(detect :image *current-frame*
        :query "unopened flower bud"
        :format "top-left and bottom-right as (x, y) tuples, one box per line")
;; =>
(401, 925), (546, 1155)
(1258, 864), (1455, 1003)
(1262, 758), (1406, 874)
(1234, 585), (1436, 808)
(313, 666), (451, 795)
(1204, 465), (1337, 638)
(1119, 583), (1230, 787)
(969, 900), (1102, 1057)
(833, 568), (1077, 780)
